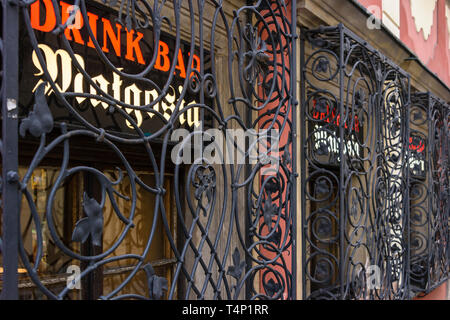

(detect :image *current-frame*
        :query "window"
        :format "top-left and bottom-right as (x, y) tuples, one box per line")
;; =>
(301, 24), (411, 300)
(2, 164), (176, 299)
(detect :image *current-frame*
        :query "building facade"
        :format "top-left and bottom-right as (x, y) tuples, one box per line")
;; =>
(0, 0), (448, 300)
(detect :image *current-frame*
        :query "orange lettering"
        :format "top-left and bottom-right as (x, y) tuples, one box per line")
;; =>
(86, 12), (98, 48)
(30, 0), (56, 32)
(155, 41), (170, 72)
(175, 49), (186, 78)
(102, 18), (121, 57)
(125, 30), (145, 65)
(60, 1), (85, 45)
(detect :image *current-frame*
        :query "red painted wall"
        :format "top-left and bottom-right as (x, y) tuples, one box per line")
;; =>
(358, 0), (450, 87)
(259, 1), (293, 299)
(414, 282), (448, 300)
(400, 0), (450, 87)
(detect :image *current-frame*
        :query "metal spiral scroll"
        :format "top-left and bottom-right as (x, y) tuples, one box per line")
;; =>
(301, 24), (411, 300)
(7, 0), (296, 299)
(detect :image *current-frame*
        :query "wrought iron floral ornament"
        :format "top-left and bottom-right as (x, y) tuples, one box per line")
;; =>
(19, 82), (53, 138)
(227, 248), (246, 283)
(263, 278), (281, 297)
(263, 194), (278, 232)
(72, 192), (104, 247)
(143, 264), (169, 300)
(243, 23), (271, 85)
(192, 165), (216, 216)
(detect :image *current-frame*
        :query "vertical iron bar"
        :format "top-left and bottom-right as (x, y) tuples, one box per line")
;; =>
(338, 23), (345, 300)
(1, 0), (20, 300)
(244, 0), (253, 300)
(299, 29), (306, 301)
(404, 76), (411, 299)
(424, 92), (433, 290)
(426, 92), (432, 294)
(290, 0), (297, 301)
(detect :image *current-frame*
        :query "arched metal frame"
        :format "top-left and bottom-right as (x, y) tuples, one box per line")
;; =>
(0, 0), (297, 300)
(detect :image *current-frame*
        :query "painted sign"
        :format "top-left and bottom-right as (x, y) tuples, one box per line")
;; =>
(20, 0), (210, 135)
(310, 99), (363, 166)
(408, 134), (426, 179)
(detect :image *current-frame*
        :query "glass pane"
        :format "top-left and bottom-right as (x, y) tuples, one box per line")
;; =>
(9, 166), (175, 299)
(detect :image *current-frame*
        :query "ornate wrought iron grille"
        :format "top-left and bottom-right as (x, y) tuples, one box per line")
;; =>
(300, 24), (413, 300)
(1, 1), (448, 302)
(409, 92), (449, 296)
(0, 0), (297, 300)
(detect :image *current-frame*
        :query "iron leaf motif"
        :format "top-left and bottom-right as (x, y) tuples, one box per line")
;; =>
(143, 264), (168, 300)
(264, 196), (277, 232)
(315, 178), (329, 195)
(317, 220), (331, 237)
(315, 58), (329, 73)
(265, 179), (278, 194)
(316, 98), (328, 113)
(72, 192), (104, 247)
(193, 167), (216, 216)
(314, 261), (329, 281)
(227, 248), (246, 281)
(267, 227), (282, 246)
(20, 82), (54, 138)
(264, 278), (281, 297)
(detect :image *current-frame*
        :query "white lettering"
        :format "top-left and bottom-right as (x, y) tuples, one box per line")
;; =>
(31, 45), (200, 129)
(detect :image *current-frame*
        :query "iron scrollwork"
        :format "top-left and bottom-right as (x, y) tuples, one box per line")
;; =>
(0, 0), (297, 300)
(301, 24), (412, 300)
(409, 93), (449, 296)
